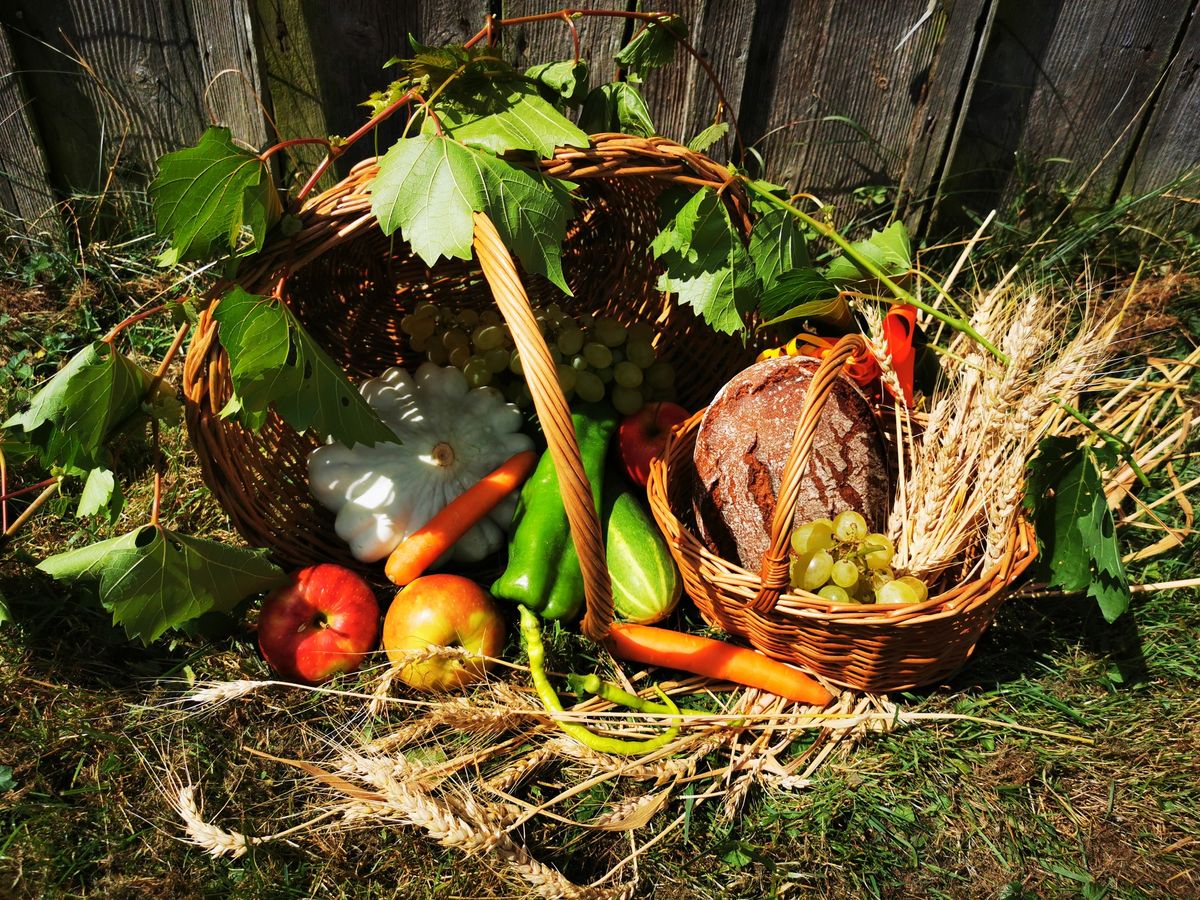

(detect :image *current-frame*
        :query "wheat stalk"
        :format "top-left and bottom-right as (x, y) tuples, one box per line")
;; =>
(174, 785), (251, 859)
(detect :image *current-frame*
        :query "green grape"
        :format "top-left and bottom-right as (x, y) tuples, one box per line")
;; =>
(409, 334), (429, 353)
(594, 316), (627, 347)
(595, 366), (613, 384)
(582, 342), (612, 369)
(833, 510), (868, 542)
(896, 576), (929, 603)
(548, 346), (562, 364)
(799, 550), (834, 591)
(861, 533), (895, 570)
(612, 386), (644, 416)
(409, 316), (436, 340)
(790, 520), (834, 556)
(515, 383), (533, 408)
(577, 312), (595, 329)
(427, 345), (449, 366)
(556, 326), (584, 356)
(509, 351), (523, 376)
(556, 363), (577, 393)
(448, 346), (471, 369)
(818, 585), (852, 603)
(455, 308), (480, 328)
(484, 347), (510, 373)
(443, 328), (470, 350)
(626, 339), (656, 369)
(414, 302), (439, 319)
(400, 314), (418, 335)
(613, 361), (643, 388)
(646, 361), (675, 388)
(876, 580), (919, 604)
(463, 358), (491, 388)
(789, 555), (806, 589)
(575, 371), (605, 403)
(626, 322), (655, 345)
(570, 353), (587, 371)
(480, 310), (503, 326)
(830, 559), (860, 589)
(473, 324), (506, 352)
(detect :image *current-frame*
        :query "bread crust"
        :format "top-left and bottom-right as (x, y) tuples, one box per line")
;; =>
(692, 355), (890, 570)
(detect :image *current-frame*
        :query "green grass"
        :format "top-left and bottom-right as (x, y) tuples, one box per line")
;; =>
(1, 205), (1199, 898)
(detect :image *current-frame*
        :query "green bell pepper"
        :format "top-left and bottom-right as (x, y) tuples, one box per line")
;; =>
(492, 405), (617, 620)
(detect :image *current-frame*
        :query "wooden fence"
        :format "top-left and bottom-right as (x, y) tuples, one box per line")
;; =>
(2, 0), (1198, 241)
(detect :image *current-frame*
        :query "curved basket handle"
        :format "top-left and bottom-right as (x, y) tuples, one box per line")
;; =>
(471, 212), (615, 643)
(749, 334), (870, 615)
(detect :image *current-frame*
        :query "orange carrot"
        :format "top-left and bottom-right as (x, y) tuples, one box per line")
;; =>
(605, 623), (833, 707)
(385, 450), (537, 586)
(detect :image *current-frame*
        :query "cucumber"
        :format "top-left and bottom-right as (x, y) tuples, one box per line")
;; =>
(604, 489), (682, 625)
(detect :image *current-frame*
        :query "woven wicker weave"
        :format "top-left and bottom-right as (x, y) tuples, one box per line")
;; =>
(180, 135), (761, 636)
(644, 335), (1039, 692)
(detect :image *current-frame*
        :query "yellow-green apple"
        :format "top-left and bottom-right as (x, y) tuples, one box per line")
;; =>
(618, 401), (690, 486)
(382, 574), (505, 692)
(257, 564), (380, 684)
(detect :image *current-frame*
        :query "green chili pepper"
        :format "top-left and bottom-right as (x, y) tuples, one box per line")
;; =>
(519, 607), (681, 756)
(491, 405), (617, 621)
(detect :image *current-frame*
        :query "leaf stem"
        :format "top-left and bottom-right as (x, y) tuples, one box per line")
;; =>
(0, 476), (60, 504)
(103, 303), (170, 343)
(296, 90), (418, 202)
(0, 445), (7, 533)
(150, 418), (163, 526)
(741, 179), (1010, 364)
(2, 478), (61, 541)
(1053, 398), (1152, 489)
(258, 137), (332, 164)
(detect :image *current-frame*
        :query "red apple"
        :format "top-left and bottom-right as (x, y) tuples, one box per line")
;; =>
(618, 401), (690, 486)
(382, 574), (505, 692)
(257, 564), (380, 684)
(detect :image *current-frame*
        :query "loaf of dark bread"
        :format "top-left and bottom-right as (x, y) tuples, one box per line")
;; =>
(692, 355), (890, 571)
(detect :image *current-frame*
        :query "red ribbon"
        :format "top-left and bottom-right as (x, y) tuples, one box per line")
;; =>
(882, 305), (917, 405)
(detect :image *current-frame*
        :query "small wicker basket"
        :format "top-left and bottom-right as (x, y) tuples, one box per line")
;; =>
(644, 335), (1039, 692)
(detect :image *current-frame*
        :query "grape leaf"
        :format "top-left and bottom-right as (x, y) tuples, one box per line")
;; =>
(78, 466), (122, 523)
(1025, 437), (1130, 622)
(371, 134), (577, 293)
(748, 201), (810, 291)
(150, 126), (279, 266)
(823, 221), (911, 283)
(2, 341), (152, 470)
(758, 270), (853, 331)
(213, 287), (398, 447)
(687, 122), (729, 153)
(526, 59), (590, 106)
(427, 77), (589, 157)
(652, 188), (757, 334)
(578, 82), (656, 138)
(615, 15), (688, 76)
(37, 524), (286, 644)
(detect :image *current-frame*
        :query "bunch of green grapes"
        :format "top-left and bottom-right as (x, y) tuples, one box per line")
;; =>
(398, 303), (676, 415)
(788, 510), (929, 605)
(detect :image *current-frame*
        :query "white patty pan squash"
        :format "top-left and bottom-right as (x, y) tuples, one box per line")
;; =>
(308, 363), (533, 564)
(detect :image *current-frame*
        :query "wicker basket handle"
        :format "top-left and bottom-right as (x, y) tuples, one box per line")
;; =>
(471, 212), (615, 644)
(749, 333), (870, 614)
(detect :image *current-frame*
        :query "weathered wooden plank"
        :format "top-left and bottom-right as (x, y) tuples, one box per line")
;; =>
(1120, 6), (1200, 228)
(0, 24), (56, 232)
(1, 2), (208, 193)
(745, 1), (965, 219)
(499, 1), (629, 82)
(946, 0), (1192, 219)
(898, 0), (996, 230)
(634, 0), (756, 154)
(187, 0), (270, 150)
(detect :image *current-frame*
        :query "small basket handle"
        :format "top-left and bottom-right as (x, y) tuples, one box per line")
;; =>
(749, 334), (870, 614)
(472, 212), (615, 644)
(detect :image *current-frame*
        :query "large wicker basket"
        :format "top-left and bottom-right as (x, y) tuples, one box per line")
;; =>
(181, 134), (762, 642)
(644, 335), (1039, 692)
